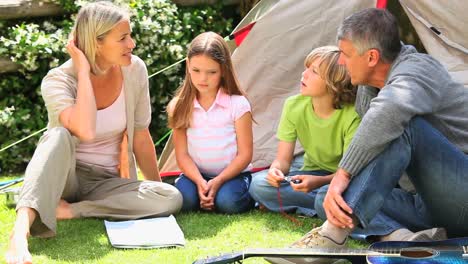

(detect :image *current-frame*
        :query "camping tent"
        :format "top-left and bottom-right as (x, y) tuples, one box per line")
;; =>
(158, 0), (468, 177)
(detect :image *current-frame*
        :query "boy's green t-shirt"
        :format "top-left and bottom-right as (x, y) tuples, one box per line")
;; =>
(277, 94), (361, 172)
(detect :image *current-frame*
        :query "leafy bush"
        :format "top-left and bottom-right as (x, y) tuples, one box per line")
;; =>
(0, 0), (234, 173)
(0, 106), (15, 127)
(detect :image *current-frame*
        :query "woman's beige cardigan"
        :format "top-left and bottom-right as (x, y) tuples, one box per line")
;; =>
(40, 55), (151, 180)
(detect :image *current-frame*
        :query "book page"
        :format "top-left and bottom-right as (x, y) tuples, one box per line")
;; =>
(104, 215), (185, 248)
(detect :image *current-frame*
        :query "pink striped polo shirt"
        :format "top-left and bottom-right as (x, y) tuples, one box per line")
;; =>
(187, 89), (253, 176)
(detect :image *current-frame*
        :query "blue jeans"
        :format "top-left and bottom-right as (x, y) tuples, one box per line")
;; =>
(315, 117), (468, 238)
(315, 185), (425, 240)
(249, 167), (332, 217)
(175, 172), (254, 214)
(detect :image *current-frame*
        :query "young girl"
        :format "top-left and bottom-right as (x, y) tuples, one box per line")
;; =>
(249, 46), (360, 217)
(167, 32), (254, 214)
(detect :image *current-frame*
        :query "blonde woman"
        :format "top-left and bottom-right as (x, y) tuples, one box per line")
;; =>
(6, 2), (182, 263)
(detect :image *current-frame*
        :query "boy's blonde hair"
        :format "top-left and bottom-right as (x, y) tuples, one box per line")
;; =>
(168, 32), (249, 129)
(305, 46), (356, 109)
(72, 1), (130, 75)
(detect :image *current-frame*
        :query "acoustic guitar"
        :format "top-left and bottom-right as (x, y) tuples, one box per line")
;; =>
(193, 237), (468, 263)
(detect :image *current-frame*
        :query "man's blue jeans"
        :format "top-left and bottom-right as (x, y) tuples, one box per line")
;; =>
(315, 117), (468, 238)
(175, 171), (254, 214)
(315, 185), (427, 240)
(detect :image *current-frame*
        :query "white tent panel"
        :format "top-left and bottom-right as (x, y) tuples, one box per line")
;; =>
(400, 0), (468, 88)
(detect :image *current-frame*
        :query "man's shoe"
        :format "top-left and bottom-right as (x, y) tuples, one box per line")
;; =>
(408, 227), (447, 242)
(265, 226), (346, 264)
(291, 226), (347, 248)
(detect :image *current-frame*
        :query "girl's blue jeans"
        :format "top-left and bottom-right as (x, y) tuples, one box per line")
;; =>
(175, 171), (254, 214)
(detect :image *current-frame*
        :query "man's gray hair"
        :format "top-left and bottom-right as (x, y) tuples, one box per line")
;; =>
(337, 8), (401, 63)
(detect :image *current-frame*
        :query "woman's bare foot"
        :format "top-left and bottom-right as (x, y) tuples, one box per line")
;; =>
(55, 199), (74, 220)
(5, 233), (32, 264)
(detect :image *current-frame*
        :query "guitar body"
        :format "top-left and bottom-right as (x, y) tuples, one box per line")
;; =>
(367, 237), (468, 263)
(194, 237), (468, 264)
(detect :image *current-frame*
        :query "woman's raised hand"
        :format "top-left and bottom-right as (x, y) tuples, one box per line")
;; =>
(66, 38), (91, 75)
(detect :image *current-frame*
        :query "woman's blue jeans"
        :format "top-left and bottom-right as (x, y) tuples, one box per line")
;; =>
(315, 117), (468, 238)
(175, 171), (254, 214)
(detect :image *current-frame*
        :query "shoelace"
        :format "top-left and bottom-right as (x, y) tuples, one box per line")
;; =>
(294, 230), (322, 247)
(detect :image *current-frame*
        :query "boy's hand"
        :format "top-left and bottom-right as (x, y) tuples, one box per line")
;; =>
(290, 175), (323, 193)
(266, 167), (285, 187)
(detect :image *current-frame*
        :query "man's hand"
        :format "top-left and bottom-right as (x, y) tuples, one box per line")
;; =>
(290, 175), (324, 193)
(266, 167), (285, 187)
(323, 169), (354, 228)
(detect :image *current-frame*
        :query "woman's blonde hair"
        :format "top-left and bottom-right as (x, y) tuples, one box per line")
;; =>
(168, 32), (249, 129)
(305, 46), (356, 109)
(72, 1), (130, 75)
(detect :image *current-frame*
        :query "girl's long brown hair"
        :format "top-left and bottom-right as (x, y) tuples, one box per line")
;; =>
(168, 32), (248, 129)
(305, 46), (357, 109)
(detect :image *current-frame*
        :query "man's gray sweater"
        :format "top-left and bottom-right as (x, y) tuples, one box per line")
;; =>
(339, 45), (468, 176)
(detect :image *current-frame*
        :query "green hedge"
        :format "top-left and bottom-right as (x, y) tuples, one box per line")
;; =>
(0, 0), (234, 174)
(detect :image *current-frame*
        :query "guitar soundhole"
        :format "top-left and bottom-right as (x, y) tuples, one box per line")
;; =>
(400, 248), (436, 259)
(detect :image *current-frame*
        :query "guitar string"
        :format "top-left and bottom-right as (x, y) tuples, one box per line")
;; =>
(200, 243), (467, 262)
(238, 245), (468, 262)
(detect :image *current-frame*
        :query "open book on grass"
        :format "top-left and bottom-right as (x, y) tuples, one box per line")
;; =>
(104, 215), (185, 249)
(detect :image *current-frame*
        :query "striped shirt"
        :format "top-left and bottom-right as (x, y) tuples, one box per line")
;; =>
(187, 89), (252, 175)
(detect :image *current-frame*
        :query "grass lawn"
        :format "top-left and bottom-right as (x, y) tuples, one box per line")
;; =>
(0, 176), (368, 264)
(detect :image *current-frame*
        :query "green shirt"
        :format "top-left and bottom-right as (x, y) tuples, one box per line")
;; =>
(277, 94), (360, 172)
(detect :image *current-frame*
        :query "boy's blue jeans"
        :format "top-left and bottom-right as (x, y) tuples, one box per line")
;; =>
(249, 169), (331, 217)
(315, 117), (468, 238)
(175, 171), (254, 214)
